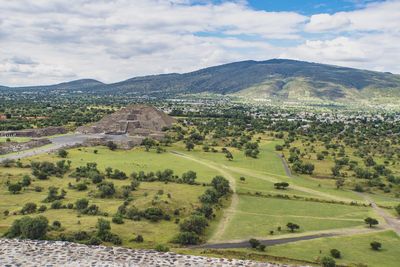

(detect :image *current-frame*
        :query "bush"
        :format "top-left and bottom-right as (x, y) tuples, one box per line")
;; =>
(143, 207), (164, 222)
(87, 236), (102, 245)
(6, 216), (49, 240)
(155, 244), (170, 252)
(112, 216), (124, 224)
(57, 149), (68, 158)
(38, 205), (47, 212)
(75, 183), (88, 191)
(21, 202), (37, 214)
(133, 234), (144, 243)
(321, 256), (336, 267)
(74, 231), (90, 241)
(51, 200), (63, 209)
(8, 183), (22, 194)
(52, 220), (62, 229)
(257, 244), (266, 251)
(21, 175), (32, 187)
(330, 249), (341, 259)
(249, 238), (260, 248)
(179, 215), (208, 235)
(174, 231), (201, 245)
(370, 241), (382, 251)
(75, 198), (89, 211)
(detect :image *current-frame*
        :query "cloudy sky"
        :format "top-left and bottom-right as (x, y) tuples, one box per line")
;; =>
(0, 0), (399, 86)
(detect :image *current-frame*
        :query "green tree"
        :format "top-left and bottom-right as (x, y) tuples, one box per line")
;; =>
(181, 171), (197, 184)
(286, 222), (300, 232)
(370, 241), (382, 251)
(179, 215), (208, 235)
(185, 141), (195, 151)
(57, 149), (68, 158)
(321, 256), (336, 267)
(364, 217), (379, 228)
(8, 183), (22, 194)
(75, 198), (89, 211)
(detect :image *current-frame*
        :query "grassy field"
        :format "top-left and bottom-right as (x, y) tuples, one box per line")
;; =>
(266, 230), (400, 267)
(0, 137), (31, 143)
(0, 147), (223, 248)
(219, 194), (374, 241)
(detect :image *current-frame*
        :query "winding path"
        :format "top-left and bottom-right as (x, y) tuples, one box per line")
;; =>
(170, 151), (239, 242)
(357, 193), (400, 235)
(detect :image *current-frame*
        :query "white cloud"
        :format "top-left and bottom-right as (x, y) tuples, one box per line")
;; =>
(0, 0), (399, 86)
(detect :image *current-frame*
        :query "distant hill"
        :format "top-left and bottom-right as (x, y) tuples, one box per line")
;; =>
(2, 59), (400, 103)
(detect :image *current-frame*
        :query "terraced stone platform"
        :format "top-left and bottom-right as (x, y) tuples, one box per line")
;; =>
(0, 239), (302, 267)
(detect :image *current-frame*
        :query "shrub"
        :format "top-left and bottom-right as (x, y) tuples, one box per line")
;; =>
(75, 199), (89, 212)
(179, 215), (208, 235)
(21, 202), (37, 214)
(370, 241), (382, 251)
(38, 205), (47, 212)
(174, 232), (200, 245)
(21, 175), (32, 187)
(6, 216), (49, 240)
(8, 183), (22, 194)
(112, 216), (124, 224)
(143, 207), (164, 222)
(330, 249), (341, 259)
(74, 231), (90, 241)
(321, 256), (336, 267)
(52, 221), (62, 229)
(57, 149), (68, 158)
(249, 238), (260, 248)
(51, 200), (63, 209)
(75, 183), (88, 191)
(257, 244), (266, 251)
(133, 234), (144, 243)
(88, 236), (102, 245)
(155, 244), (170, 252)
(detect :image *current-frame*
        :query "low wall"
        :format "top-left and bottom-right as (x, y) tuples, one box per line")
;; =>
(0, 139), (51, 155)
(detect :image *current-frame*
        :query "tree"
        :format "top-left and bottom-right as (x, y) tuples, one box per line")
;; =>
(185, 141), (195, 151)
(364, 217), (379, 228)
(249, 238), (260, 248)
(21, 175), (31, 187)
(179, 215), (208, 235)
(174, 232), (200, 245)
(57, 149), (68, 158)
(6, 216), (49, 240)
(286, 222), (300, 232)
(225, 150), (233, 161)
(75, 198), (89, 211)
(211, 176), (230, 197)
(274, 182), (289, 190)
(96, 218), (111, 236)
(330, 249), (341, 259)
(181, 171), (197, 185)
(370, 241), (382, 251)
(97, 182), (116, 198)
(21, 202), (37, 214)
(335, 177), (345, 189)
(142, 138), (156, 151)
(8, 183), (22, 194)
(321, 256), (336, 267)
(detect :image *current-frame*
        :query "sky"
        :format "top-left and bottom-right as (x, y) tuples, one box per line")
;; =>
(0, 0), (399, 86)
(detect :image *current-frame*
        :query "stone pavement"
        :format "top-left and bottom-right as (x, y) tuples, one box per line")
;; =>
(0, 239), (305, 267)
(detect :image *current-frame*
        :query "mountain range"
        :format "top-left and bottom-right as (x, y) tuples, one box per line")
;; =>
(2, 59), (400, 104)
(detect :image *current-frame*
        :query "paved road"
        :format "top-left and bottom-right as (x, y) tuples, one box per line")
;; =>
(0, 133), (129, 162)
(198, 233), (335, 249)
(276, 153), (292, 177)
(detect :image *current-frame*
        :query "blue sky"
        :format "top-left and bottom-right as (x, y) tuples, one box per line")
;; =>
(247, 0), (385, 14)
(0, 0), (399, 86)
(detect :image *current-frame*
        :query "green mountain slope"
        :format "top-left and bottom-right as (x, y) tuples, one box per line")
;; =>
(2, 59), (400, 103)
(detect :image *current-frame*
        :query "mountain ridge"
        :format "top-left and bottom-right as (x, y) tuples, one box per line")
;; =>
(2, 59), (400, 103)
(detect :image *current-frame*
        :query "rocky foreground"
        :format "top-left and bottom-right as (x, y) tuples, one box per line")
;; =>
(0, 239), (304, 267)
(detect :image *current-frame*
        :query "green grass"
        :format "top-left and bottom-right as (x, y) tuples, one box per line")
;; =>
(220, 195), (374, 241)
(266, 230), (400, 267)
(0, 146), (221, 248)
(0, 137), (31, 143)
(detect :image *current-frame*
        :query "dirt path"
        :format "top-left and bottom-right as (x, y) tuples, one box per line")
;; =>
(357, 193), (400, 235)
(170, 151), (239, 242)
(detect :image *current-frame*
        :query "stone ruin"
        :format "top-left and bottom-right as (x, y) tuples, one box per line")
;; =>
(0, 126), (67, 138)
(0, 139), (51, 155)
(0, 239), (303, 267)
(76, 105), (176, 147)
